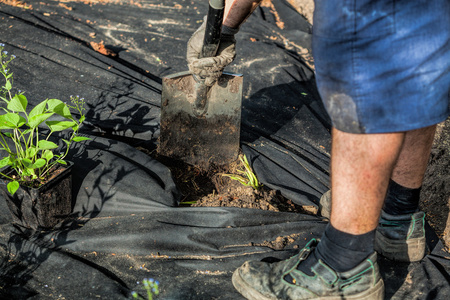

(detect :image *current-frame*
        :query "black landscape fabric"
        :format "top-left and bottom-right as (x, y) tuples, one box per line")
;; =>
(0, 0), (449, 299)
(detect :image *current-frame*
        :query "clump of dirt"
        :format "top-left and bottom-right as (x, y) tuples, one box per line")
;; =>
(192, 172), (302, 213)
(252, 234), (301, 250)
(147, 150), (309, 215)
(90, 41), (117, 57)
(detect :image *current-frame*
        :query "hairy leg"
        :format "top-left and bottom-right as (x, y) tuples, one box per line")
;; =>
(391, 125), (437, 188)
(330, 128), (405, 234)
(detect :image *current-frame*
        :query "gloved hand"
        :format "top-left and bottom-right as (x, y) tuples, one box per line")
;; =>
(186, 20), (238, 86)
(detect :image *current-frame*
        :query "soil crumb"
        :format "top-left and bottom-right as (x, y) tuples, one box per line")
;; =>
(254, 234), (301, 250)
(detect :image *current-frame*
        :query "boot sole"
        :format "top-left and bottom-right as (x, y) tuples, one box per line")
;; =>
(375, 231), (426, 262)
(232, 267), (385, 300)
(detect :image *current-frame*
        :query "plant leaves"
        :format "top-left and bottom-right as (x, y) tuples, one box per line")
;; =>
(62, 139), (71, 147)
(29, 100), (48, 119)
(56, 160), (67, 165)
(0, 132), (13, 138)
(21, 158), (33, 168)
(46, 120), (76, 132)
(0, 113), (26, 129)
(8, 94), (28, 112)
(7, 181), (19, 195)
(42, 150), (54, 161)
(38, 140), (58, 150)
(32, 158), (46, 169)
(5, 80), (12, 91)
(47, 99), (73, 119)
(72, 136), (91, 142)
(27, 112), (54, 129)
(0, 157), (10, 168)
(26, 146), (38, 158)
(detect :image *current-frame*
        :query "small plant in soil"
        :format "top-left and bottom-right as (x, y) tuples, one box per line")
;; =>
(0, 44), (89, 195)
(221, 154), (261, 190)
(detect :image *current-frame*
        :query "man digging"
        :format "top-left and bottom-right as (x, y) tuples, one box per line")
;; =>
(186, 0), (450, 299)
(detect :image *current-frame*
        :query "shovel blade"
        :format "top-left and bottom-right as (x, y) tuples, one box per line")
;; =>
(158, 71), (243, 169)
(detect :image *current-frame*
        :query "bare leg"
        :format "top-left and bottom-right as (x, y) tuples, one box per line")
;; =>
(330, 128), (405, 235)
(391, 125), (436, 189)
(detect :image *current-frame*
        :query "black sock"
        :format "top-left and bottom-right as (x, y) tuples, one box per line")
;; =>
(383, 179), (421, 215)
(298, 224), (375, 274)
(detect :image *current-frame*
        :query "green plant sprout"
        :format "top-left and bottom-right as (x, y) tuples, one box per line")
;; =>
(222, 154), (261, 190)
(0, 44), (90, 195)
(132, 278), (159, 300)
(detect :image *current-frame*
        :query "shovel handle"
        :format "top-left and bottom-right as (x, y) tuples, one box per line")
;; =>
(193, 0), (225, 117)
(201, 0), (225, 58)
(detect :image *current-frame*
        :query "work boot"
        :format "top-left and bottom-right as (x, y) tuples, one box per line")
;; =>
(318, 190), (426, 262)
(375, 210), (426, 262)
(232, 239), (385, 300)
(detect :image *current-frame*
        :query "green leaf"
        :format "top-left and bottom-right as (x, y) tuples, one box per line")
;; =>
(0, 113), (26, 129)
(5, 80), (12, 91)
(46, 99), (63, 110)
(42, 150), (54, 161)
(38, 140), (58, 150)
(47, 99), (73, 119)
(46, 120), (76, 132)
(27, 112), (54, 129)
(79, 115), (85, 123)
(7, 181), (19, 195)
(8, 94), (28, 112)
(72, 136), (91, 142)
(32, 158), (46, 169)
(0, 157), (10, 168)
(21, 158), (33, 168)
(21, 129), (32, 135)
(56, 160), (67, 165)
(0, 132), (13, 138)
(29, 100), (48, 119)
(62, 139), (70, 147)
(20, 168), (32, 178)
(26, 147), (38, 158)
(17, 116), (26, 127)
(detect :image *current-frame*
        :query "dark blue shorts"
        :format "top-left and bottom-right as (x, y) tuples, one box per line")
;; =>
(312, 0), (450, 133)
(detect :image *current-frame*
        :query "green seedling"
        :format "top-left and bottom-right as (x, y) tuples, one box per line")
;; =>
(222, 154), (261, 190)
(0, 44), (90, 195)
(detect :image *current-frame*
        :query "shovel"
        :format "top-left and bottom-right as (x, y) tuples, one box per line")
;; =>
(158, 0), (243, 170)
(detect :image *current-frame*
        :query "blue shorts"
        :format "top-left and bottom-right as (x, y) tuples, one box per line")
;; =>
(312, 0), (450, 133)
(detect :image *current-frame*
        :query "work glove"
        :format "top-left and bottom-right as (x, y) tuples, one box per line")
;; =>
(186, 19), (238, 86)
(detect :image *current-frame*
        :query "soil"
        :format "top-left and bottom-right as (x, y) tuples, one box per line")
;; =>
(191, 168), (306, 214)
(149, 151), (311, 216)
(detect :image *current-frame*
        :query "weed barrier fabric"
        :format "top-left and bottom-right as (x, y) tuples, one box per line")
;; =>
(0, 0), (449, 299)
